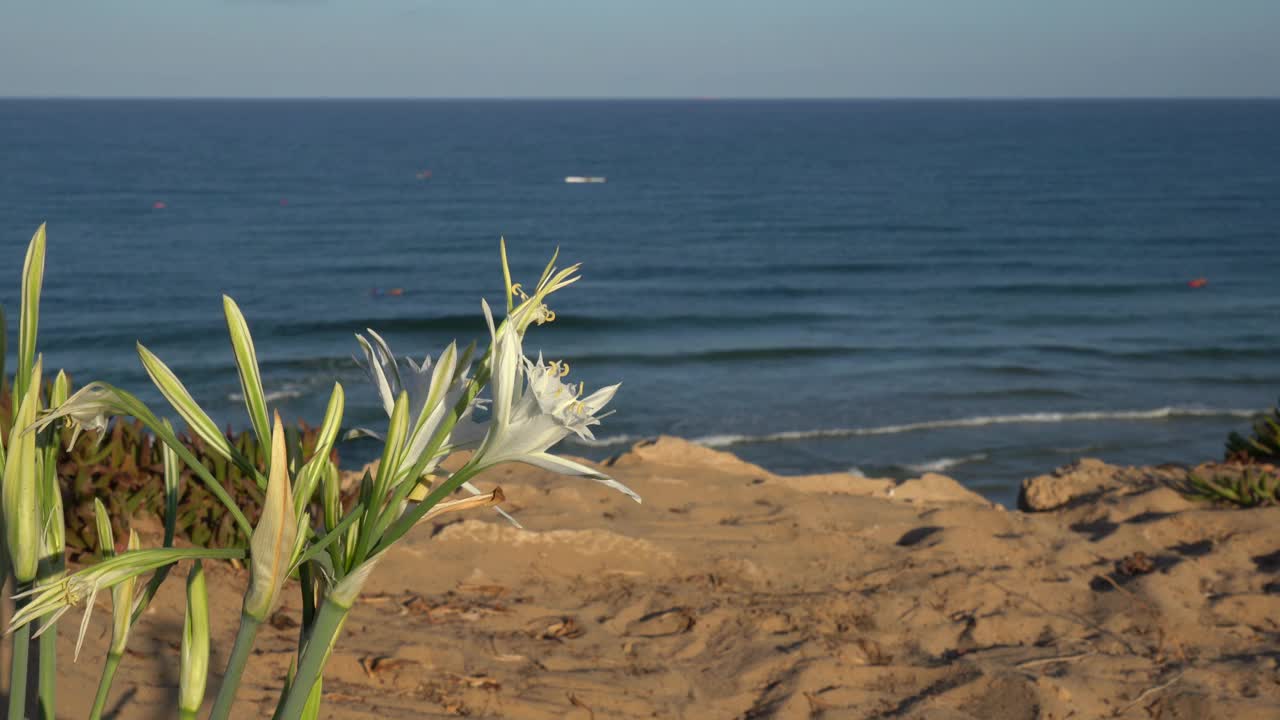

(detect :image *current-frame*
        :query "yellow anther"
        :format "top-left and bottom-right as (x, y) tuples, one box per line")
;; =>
(509, 283), (529, 300)
(543, 308), (556, 323)
(544, 360), (570, 377)
(63, 580), (82, 607)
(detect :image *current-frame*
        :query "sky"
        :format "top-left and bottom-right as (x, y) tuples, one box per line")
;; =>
(1, 1), (1278, 98)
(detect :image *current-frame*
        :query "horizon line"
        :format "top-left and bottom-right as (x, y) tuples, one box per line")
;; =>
(3, 95), (1279, 102)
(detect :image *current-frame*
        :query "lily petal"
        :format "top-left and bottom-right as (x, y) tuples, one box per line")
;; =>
(519, 453), (641, 504)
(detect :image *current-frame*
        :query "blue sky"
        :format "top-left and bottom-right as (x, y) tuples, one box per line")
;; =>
(2, 1), (1277, 98)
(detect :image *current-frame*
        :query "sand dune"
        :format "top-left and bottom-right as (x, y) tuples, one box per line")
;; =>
(46, 437), (1280, 719)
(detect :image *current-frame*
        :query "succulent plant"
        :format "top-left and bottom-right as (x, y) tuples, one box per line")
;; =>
(0, 384), (336, 556)
(1225, 400), (1280, 463)
(1186, 464), (1280, 507)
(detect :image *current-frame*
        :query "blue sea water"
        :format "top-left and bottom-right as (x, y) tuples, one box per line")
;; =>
(2, 99), (1279, 505)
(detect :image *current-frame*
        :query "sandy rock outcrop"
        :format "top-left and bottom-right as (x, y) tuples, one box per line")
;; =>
(1018, 457), (1128, 511)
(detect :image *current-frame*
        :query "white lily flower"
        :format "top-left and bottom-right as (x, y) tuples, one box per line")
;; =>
(353, 330), (517, 524)
(472, 300), (640, 503)
(9, 546), (241, 659)
(353, 331), (481, 471)
(33, 381), (115, 449)
(501, 241), (583, 336)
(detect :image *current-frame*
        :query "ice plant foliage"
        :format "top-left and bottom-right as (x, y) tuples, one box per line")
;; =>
(0, 224), (640, 720)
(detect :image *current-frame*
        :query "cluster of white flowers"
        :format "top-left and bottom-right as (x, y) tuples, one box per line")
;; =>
(5, 229), (640, 720)
(352, 251), (641, 532)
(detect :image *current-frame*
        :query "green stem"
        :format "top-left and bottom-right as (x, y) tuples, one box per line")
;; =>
(300, 677), (324, 720)
(299, 563), (315, 633)
(372, 464), (481, 555)
(366, 358), (493, 552)
(37, 621), (56, 720)
(276, 599), (349, 720)
(88, 652), (123, 720)
(9, 613), (31, 720)
(179, 710), (198, 720)
(208, 614), (263, 720)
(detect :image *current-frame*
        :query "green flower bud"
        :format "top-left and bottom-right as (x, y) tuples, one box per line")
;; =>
(5, 358), (43, 583)
(179, 561), (210, 715)
(243, 413), (298, 620)
(108, 530), (141, 656)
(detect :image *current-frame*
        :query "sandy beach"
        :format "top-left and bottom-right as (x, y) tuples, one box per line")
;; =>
(37, 437), (1280, 719)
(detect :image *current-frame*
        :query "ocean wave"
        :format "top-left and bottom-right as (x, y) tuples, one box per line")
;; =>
(228, 386), (307, 403)
(901, 453), (989, 473)
(271, 309), (850, 339)
(967, 280), (1177, 297)
(929, 387), (1081, 401)
(562, 346), (856, 366)
(694, 407), (1262, 448)
(563, 434), (639, 448)
(556, 342), (1280, 367)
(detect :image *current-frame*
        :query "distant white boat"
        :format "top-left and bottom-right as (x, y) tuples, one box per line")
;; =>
(565, 176), (606, 184)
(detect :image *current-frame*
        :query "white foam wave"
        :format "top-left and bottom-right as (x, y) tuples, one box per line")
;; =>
(903, 453), (989, 473)
(694, 407), (1261, 448)
(228, 387), (306, 403)
(564, 433), (639, 448)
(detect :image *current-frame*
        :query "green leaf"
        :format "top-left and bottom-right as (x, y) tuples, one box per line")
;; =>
(136, 342), (251, 475)
(93, 498), (115, 558)
(290, 504), (362, 573)
(373, 391), (410, 502)
(35, 382), (254, 538)
(500, 237), (514, 312)
(293, 383), (345, 515)
(0, 305), (7, 408)
(129, 419), (185, 625)
(223, 296), (272, 451)
(161, 420), (180, 547)
(313, 382), (345, 464)
(16, 224), (46, 404)
(9, 545), (246, 636)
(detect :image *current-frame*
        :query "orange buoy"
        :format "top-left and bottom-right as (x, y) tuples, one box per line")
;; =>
(387, 288), (404, 296)
(1188, 278), (1208, 289)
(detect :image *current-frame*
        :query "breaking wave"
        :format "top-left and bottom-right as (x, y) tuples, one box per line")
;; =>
(692, 407), (1261, 449)
(901, 453), (990, 473)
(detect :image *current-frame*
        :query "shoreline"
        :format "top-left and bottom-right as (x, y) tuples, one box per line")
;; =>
(49, 436), (1280, 718)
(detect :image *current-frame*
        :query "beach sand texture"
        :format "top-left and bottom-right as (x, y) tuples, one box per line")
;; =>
(43, 437), (1280, 719)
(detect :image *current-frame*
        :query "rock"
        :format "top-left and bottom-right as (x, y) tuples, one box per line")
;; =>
(771, 473), (895, 496)
(609, 436), (774, 477)
(340, 459), (381, 492)
(891, 473), (991, 505)
(1018, 458), (1122, 512)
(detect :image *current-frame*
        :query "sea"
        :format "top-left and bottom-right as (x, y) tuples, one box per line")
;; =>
(2, 99), (1279, 505)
